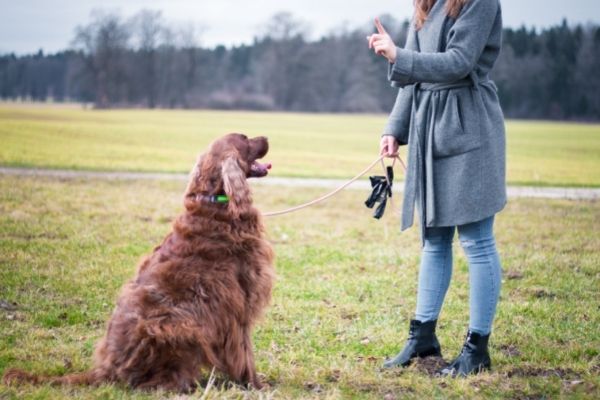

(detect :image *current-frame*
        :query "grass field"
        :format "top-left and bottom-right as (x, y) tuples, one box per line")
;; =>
(0, 175), (598, 399)
(1, 104), (600, 187)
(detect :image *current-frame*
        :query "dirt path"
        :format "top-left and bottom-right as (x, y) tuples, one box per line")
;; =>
(1, 166), (598, 200)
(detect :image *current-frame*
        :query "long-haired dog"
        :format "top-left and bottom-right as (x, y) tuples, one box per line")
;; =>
(3, 133), (275, 392)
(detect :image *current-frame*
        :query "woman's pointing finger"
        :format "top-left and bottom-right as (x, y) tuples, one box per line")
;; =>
(374, 17), (388, 35)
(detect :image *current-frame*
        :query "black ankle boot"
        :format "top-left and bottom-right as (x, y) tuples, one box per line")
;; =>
(383, 319), (442, 368)
(439, 330), (491, 377)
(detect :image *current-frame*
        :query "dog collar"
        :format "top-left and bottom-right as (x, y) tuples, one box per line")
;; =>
(195, 194), (229, 204)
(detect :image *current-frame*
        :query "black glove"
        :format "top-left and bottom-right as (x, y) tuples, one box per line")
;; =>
(365, 166), (394, 219)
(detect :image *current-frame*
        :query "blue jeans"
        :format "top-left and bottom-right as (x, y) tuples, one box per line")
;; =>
(414, 216), (502, 335)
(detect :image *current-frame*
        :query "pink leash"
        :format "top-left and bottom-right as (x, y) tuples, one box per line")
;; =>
(262, 155), (406, 217)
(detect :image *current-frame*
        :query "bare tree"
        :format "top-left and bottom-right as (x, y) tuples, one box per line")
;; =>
(176, 23), (205, 107)
(131, 10), (165, 108)
(254, 13), (311, 109)
(260, 11), (310, 41)
(574, 26), (600, 118)
(72, 11), (130, 108)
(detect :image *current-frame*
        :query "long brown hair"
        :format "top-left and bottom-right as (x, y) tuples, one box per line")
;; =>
(414, 0), (468, 30)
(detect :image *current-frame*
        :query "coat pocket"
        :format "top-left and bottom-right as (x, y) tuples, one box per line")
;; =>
(432, 89), (482, 158)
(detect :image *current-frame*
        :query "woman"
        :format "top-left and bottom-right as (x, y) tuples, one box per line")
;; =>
(368, 0), (506, 376)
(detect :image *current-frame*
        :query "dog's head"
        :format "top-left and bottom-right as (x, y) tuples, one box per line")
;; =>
(185, 133), (271, 218)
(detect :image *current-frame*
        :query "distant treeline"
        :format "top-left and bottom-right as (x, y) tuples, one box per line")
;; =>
(1, 11), (599, 120)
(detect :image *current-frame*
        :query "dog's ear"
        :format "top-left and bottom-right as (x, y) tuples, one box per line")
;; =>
(185, 154), (205, 197)
(221, 156), (251, 218)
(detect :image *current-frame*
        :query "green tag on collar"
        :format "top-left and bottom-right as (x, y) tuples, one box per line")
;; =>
(214, 195), (229, 203)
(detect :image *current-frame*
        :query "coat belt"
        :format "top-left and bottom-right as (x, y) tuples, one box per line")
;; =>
(401, 72), (490, 245)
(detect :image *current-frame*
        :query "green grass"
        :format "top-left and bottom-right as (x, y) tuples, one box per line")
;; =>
(1, 104), (600, 187)
(0, 175), (598, 399)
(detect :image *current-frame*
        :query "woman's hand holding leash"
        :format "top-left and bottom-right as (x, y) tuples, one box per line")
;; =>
(367, 18), (397, 63)
(380, 135), (399, 158)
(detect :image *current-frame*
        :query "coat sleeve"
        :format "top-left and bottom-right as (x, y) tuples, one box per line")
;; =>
(381, 22), (419, 144)
(388, 0), (500, 86)
(382, 86), (413, 145)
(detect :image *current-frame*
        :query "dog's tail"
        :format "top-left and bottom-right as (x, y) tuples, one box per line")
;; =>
(2, 368), (104, 387)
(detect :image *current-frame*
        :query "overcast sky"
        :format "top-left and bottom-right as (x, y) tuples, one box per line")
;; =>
(1, 0), (598, 55)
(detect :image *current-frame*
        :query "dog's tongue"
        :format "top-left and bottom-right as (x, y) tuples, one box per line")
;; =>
(251, 161), (272, 177)
(256, 162), (272, 172)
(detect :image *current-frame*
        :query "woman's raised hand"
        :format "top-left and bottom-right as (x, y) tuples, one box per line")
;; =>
(367, 18), (397, 63)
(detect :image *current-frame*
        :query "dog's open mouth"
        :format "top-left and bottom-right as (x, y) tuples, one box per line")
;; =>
(249, 161), (271, 178)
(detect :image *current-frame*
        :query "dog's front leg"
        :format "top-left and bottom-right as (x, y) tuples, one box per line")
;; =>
(223, 325), (262, 390)
(242, 329), (263, 390)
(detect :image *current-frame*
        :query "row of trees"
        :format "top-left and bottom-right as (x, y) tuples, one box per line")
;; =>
(1, 10), (599, 120)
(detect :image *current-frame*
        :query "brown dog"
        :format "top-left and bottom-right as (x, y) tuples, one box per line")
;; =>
(3, 133), (275, 392)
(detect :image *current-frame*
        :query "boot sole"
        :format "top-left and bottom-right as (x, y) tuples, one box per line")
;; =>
(382, 348), (443, 369)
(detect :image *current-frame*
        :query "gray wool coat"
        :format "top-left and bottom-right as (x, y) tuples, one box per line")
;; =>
(383, 0), (507, 239)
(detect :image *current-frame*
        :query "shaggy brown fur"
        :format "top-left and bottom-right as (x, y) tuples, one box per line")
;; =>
(3, 133), (275, 392)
